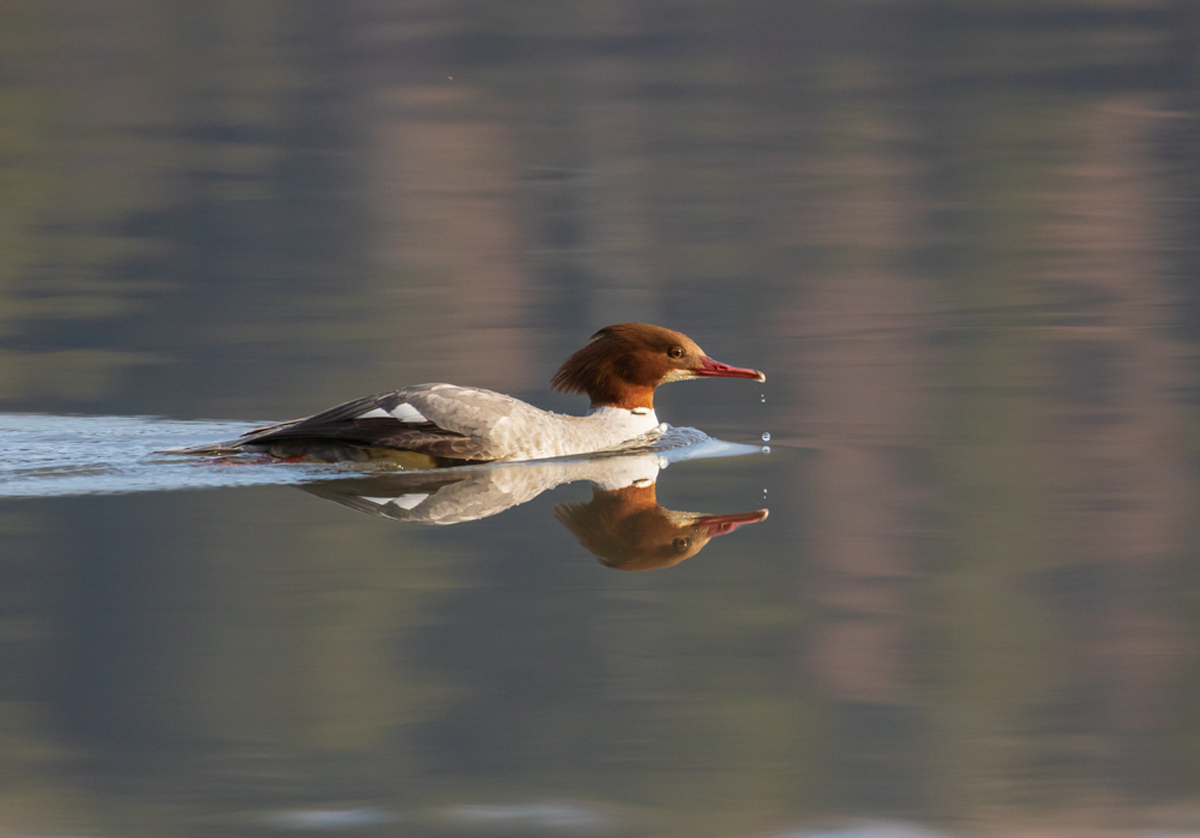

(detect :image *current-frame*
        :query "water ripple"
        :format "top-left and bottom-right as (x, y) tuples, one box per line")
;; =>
(0, 414), (763, 499)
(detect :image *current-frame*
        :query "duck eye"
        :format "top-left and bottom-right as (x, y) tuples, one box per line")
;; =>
(668, 346), (685, 359)
(673, 536), (691, 552)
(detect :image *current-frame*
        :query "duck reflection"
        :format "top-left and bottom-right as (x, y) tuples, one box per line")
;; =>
(554, 483), (766, 571)
(299, 452), (766, 571)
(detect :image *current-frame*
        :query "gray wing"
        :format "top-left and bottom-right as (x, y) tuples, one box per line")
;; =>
(176, 386), (501, 461)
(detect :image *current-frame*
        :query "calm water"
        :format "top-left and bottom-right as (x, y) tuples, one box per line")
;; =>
(3, 2), (1200, 836)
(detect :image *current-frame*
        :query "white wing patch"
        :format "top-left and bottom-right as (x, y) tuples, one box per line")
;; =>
(390, 403), (428, 422)
(357, 404), (428, 423)
(362, 493), (429, 510)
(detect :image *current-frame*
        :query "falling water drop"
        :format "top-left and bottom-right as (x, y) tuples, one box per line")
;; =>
(761, 445), (771, 454)
(761, 432), (771, 442)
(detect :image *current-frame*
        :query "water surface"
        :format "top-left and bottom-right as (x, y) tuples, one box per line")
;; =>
(2, 2), (1200, 837)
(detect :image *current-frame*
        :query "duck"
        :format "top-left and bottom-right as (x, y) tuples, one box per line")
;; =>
(174, 323), (764, 465)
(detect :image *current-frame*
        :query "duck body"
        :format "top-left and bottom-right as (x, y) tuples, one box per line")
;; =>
(187, 384), (663, 463)
(175, 323), (764, 464)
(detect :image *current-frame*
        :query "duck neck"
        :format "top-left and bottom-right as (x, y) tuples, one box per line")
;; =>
(589, 386), (655, 412)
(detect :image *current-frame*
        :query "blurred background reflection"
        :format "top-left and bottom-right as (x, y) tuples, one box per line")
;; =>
(2, 1), (1200, 836)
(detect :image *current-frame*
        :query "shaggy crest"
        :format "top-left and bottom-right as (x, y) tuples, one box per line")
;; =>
(550, 323), (705, 410)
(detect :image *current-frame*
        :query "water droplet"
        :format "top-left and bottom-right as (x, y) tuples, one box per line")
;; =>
(761, 432), (771, 442)
(761, 445), (771, 455)
(760, 394), (766, 403)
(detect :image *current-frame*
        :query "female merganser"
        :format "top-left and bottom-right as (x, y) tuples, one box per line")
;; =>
(175, 323), (765, 464)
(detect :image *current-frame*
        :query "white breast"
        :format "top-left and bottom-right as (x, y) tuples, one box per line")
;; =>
(403, 385), (663, 461)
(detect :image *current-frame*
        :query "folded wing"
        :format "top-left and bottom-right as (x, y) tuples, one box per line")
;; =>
(176, 385), (512, 462)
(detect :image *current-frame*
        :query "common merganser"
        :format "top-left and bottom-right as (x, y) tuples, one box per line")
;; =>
(175, 323), (765, 464)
